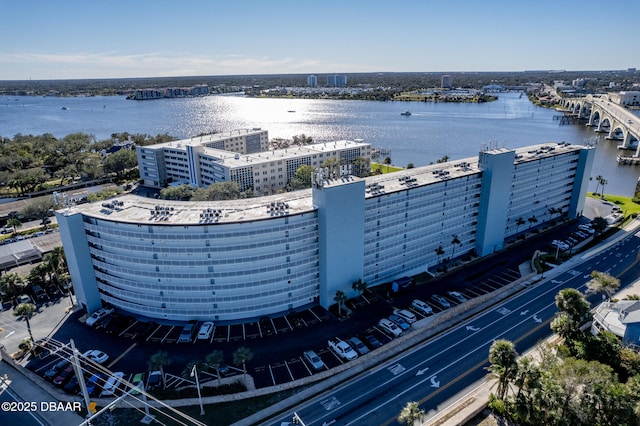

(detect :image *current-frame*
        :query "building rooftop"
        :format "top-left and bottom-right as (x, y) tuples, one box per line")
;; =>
(62, 142), (585, 225)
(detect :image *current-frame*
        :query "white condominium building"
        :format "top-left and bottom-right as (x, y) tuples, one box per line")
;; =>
(137, 129), (371, 195)
(57, 142), (594, 323)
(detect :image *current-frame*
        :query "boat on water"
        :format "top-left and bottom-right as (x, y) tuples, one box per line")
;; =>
(400, 110), (411, 116)
(61, 106), (68, 110)
(287, 110), (296, 113)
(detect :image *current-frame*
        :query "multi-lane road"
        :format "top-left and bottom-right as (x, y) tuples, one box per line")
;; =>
(268, 229), (640, 426)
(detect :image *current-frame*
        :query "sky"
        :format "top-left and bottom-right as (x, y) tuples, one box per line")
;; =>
(1, 0), (638, 81)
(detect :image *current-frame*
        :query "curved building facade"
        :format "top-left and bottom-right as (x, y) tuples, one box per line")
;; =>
(57, 143), (594, 322)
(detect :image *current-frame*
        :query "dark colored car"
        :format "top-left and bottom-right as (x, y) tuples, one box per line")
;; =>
(53, 364), (75, 386)
(86, 374), (106, 396)
(63, 375), (80, 393)
(44, 359), (69, 380)
(364, 334), (383, 349)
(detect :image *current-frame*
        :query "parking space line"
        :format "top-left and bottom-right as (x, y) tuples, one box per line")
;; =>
(146, 324), (163, 342)
(227, 325), (230, 342)
(283, 316), (293, 331)
(209, 326), (216, 344)
(310, 308), (322, 322)
(300, 357), (312, 375)
(270, 318), (277, 335)
(242, 324), (246, 340)
(161, 326), (174, 342)
(284, 361), (294, 381)
(107, 342), (137, 369)
(268, 364), (276, 386)
(119, 320), (138, 337)
(257, 323), (263, 338)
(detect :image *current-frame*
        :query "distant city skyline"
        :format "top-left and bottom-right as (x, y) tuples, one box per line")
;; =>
(1, 0), (638, 81)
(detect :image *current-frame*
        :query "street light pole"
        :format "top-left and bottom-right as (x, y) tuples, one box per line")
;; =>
(191, 365), (205, 415)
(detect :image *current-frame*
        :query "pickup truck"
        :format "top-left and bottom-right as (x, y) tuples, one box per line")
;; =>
(328, 338), (358, 361)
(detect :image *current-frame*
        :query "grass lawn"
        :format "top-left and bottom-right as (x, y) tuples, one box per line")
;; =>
(371, 163), (403, 174)
(587, 192), (640, 217)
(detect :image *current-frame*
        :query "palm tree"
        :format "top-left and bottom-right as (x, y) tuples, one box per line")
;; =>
(205, 350), (224, 386)
(398, 401), (425, 425)
(435, 245), (445, 264)
(487, 339), (519, 400)
(233, 346), (254, 385)
(527, 215), (538, 230)
(0, 273), (25, 303)
(586, 270), (620, 302)
(594, 174), (603, 195)
(334, 290), (347, 316)
(351, 279), (367, 297)
(6, 217), (22, 235)
(600, 178), (607, 199)
(148, 350), (172, 389)
(383, 156), (392, 173)
(450, 234), (460, 260)
(515, 217), (526, 233)
(14, 302), (36, 343)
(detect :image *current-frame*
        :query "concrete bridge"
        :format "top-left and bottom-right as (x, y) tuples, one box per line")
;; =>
(560, 94), (640, 155)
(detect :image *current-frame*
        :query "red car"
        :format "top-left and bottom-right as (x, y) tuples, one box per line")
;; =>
(53, 364), (74, 386)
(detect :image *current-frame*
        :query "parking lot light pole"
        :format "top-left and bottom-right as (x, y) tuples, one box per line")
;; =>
(191, 365), (205, 415)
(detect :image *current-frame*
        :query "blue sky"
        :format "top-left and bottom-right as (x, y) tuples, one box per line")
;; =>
(1, 0), (638, 80)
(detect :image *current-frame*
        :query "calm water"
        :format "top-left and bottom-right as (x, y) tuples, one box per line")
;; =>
(2, 93), (639, 195)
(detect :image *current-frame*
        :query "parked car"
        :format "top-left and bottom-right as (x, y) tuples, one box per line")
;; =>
(328, 339), (358, 361)
(178, 323), (196, 343)
(85, 307), (115, 327)
(53, 364), (75, 386)
(197, 321), (214, 340)
(393, 308), (417, 323)
(63, 375), (80, 394)
(131, 372), (145, 395)
(303, 350), (325, 370)
(101, 372), (124, 396)
(31, 285), (47, 302)
(431, 294), (451, 309)
(411, 299), (433, 315)
(349, 337), (370, 355)
(388, 314), (410, 330)
(44, 359), (69, 380)
(551, 240), (570, 251)
(363, 334), (383, 349)
(578, 224), (595, 235)
(378, 318), (402, 337)
(86, 373), (106, 396)
(16, 294), (33, 305)
(447, 291), (467, 303)
(147, 370), (163, 391)
(83, 349), (109, 364)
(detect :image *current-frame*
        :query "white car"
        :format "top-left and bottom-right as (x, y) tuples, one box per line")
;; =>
(197, 321), (214, 340)
(551, 240), (570, 251)
(378, 318), (402, 337)
(578, 224), (594, 235)
(447, 291), (467, 303)
(303, 350), (325, 370)
(85, 307), (115, 327)
(83, 349), (109, 364)
(431, 294), (451, 309)
(411, 299), (433, 315)
(100, 372), (124, 396)
(393, 308), (417, 323)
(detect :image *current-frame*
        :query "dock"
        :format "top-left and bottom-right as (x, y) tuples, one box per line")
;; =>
(553, 114), (588, 125)
(616, 154), (640, 165)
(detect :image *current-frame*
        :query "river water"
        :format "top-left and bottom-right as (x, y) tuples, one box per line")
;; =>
(2, 92), (639, 195)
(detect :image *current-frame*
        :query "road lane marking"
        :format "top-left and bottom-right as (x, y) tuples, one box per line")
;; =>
(106, 342), (136, 369)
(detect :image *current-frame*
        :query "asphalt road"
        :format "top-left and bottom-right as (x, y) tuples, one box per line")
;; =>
(266, 228), (640, 426)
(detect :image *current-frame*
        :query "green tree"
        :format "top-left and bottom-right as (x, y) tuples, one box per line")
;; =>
(435, 245), (445, 264)
(288, 164), (315, 190)
(586, 270), (620, 301)
(594, 174), (603, 194)
(515, 217), (526, 233)
(591, 217), (608, 235)
(397, 401), (425, 425)
(487, 339), (519, 400)
(233, 346), (253, 384)
(351, 157), (371, 177)
(191, 181), (250, 201)
(383, 156), (392, 173)
(148, 350), (172, 389)
(321, 157), (341, 178)
(551, 288), (592, 354)
(351, 279), (368, 296)
(0, 273), (25, 303)
(159, 184), (196, 201)
(6, 217), (22, 235)
(600, 178), (608, 198)
(450, 234), (460, 259)
(14, 302), (36, 343)
(334, 290), (347, 316)
(527, 215), (538, 230)
(205, 350), (224, 386)
(19, 195), (54, 224)
(103, 149), (137, 178)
